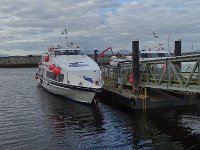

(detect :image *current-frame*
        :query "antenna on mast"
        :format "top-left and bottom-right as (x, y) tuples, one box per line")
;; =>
(167, 32), (170, 53)
(84, 40), (87, 54)
(62, 28), (68, 43)
(153, 31), (159, 49)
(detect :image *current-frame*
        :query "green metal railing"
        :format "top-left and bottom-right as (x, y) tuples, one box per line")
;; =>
(101, 54), (200, 93)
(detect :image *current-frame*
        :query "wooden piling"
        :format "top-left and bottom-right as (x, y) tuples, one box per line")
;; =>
(174, 40), (181, 56)
(174, 40), (182, 69)
(132, 40), (140, 95)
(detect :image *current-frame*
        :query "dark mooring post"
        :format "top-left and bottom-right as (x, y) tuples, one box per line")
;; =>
(94, 49), (98, 63)
(132, 40), (140, 95)
(174, 40), (182, 69)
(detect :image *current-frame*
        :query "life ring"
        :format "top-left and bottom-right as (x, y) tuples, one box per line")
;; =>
(129, 73), (133, 84)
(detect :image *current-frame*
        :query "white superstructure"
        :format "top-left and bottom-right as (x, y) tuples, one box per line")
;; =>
(36, 44), (104, 104)
(140, 49), (170, 60)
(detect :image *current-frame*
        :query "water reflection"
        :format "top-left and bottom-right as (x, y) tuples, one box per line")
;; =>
(180, 114), (200, 134)
(1, 68), (200, 149)
(37, 86), (107, 149)
(142, 106), (200, 149)
(35, 85), (200, 149)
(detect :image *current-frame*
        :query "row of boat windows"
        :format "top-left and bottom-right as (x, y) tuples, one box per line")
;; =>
(46, 71), (64, 82)
(54, 50), (82, 55)
(140, 53), (170, 58)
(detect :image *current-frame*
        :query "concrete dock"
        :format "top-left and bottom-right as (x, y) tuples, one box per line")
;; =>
(96, 84), (198, 111)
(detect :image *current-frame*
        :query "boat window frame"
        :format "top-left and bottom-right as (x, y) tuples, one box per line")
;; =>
(46, 71), (57, 81)
(140, 52), (170, 58)
(158, 53), (170, 57)
(54, 50), (82, 56)
(46, 71), (64, 83)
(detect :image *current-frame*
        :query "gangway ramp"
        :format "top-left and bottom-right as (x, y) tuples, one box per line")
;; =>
(140, 54), (200, 93)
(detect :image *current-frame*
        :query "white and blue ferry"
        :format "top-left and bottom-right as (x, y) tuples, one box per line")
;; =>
(36, 43), (103, 104)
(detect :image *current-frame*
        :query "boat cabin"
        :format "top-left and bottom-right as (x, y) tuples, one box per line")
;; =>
(140, 50), (170, 60)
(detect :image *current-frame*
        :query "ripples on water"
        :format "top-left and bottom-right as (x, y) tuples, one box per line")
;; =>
(1, 68), (200, 150)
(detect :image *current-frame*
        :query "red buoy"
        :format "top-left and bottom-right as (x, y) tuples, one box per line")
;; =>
(45, 55), (49, 62)
(162, 64), (166, 71)
(49, 64), (55, 70)
(129, 73), (133, 84)
(53, 67), (61, 75)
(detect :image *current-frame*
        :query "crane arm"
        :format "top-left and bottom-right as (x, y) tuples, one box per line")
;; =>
(98, 47), (113, 58)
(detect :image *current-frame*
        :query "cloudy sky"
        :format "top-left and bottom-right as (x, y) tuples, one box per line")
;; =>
(0, 0), (200, 55)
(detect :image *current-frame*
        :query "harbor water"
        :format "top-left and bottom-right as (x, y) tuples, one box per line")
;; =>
(1, 68), (200, 150)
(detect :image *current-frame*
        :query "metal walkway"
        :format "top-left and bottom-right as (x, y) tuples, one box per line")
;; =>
(101, 54), (200, 93)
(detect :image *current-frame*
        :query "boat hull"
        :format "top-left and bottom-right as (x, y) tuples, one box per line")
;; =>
(37, 79), (96, 104)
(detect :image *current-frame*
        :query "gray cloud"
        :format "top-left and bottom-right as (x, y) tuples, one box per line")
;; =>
(0, 0), (200, 55)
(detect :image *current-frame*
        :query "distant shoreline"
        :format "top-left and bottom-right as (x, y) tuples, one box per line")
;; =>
(0, 55), (41, 68)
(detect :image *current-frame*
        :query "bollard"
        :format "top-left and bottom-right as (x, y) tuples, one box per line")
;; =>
(94, 49), (98, 63)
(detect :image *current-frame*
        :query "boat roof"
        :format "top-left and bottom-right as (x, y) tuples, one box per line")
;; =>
(48, 42), (81, 52)
(48, 47), (81, 51)
(54, 48), (81, 51)
(53, 55), (100, 71)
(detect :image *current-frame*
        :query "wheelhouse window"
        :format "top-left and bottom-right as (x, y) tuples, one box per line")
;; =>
(141, 53), (169, 58)
(158, 53), (170, 57)
(46, 71), (57, 81)
(141, 53), (158, 58)
(55, 50), (82, 55)
(141, 53), (147, 58)
(46, 71), (64, 82)
(58, 74), (64, 82)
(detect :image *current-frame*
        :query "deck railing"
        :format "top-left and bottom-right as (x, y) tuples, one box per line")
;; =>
(101, 54), (200, 93)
